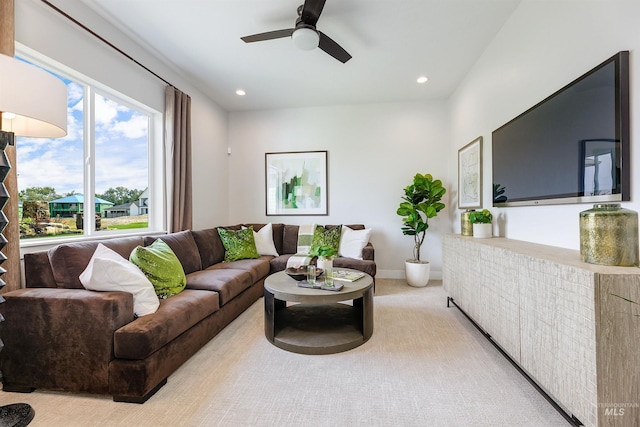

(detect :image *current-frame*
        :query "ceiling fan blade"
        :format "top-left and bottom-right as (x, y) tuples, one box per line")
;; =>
(318, 31), (352, 63)
(241, 29), (294, 43)
(301, 0), (326, 26)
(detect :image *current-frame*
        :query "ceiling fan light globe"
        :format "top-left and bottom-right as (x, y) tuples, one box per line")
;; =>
(291, 27), (319, 51)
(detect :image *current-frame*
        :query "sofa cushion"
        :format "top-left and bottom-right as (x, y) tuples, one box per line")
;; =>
(24, 251), (58, 288)
(339, 226), (372, 260)
(332, 257), (377, 278)
(143, 230), (202, 274)
(345, 224), (365, 231)
(48, 237), (145, 289)
(310, 224), (342, 256)
(269, 253), (375, 277)
(269, 254), (293, 274)
(185, 268), (254, 305)
(130, 239), (187, 299)
(245, 223), (285, 256)
(79, 244), (159, 317)
(191, 228), (224, 269)
(192, 226), (242, 269)
(113, 289), (219, 360)
(281, 224), (365, 255)
(209, 257), (271, 284)
(218, 227), (260, 261)
(282, 225), (300, 255)
(244, 223), (278, 256)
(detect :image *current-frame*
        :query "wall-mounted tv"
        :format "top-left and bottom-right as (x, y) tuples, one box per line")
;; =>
(492, 51), (630, 207)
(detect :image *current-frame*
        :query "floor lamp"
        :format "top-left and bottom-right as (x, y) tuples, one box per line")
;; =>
(0, 52), (68, 425)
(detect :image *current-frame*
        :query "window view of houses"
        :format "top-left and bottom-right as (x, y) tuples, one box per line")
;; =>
(19, 187), (149, 238)
(16, 59), (151, 240)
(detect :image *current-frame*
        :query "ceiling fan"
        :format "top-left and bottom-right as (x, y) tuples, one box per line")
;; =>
(241, 0), (352, 63)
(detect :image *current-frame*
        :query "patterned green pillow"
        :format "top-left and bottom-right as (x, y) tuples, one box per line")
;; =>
(130, 239), (187, 299)
(217, 227), (260, 262)
(309, 225), (342, 257)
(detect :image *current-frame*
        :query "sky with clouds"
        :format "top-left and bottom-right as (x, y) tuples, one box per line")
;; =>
(17, 77), (149, 199)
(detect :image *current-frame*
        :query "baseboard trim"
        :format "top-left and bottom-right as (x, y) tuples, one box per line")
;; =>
(376, 269), (442, 280)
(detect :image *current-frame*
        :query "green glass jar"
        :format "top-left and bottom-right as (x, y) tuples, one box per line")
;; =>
(461, 209), (475, 236)
(579, 203), (639, 266)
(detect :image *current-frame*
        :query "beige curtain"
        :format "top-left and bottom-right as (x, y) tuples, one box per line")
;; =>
(165, 86), (192, 232)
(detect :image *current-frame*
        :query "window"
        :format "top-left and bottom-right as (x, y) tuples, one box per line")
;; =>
(15, 52), (164, 243)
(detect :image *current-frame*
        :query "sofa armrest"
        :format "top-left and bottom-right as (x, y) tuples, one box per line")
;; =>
(362, 242), (375, 261)
(0, 288), (134, 395)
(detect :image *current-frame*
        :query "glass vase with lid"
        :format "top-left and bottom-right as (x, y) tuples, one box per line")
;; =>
(579, 203), (639, 266)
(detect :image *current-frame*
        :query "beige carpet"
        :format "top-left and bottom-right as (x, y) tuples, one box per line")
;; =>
(1, 279), (569, 426)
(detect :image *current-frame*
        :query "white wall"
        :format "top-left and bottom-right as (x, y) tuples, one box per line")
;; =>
(15, 0), (230, 232)
(449, 0), (640, 250)
(19, 0), (640, 278)
(228, 102), (450, 278)
(16, 1), (451, 280)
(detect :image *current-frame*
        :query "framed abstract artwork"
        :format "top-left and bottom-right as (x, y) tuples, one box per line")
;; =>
(458, 136), (482, 209)
(265, 150), (328, 216)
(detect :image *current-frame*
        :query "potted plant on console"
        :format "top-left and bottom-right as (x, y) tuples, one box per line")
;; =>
(469, 209), (493, 238)
(397, 173), (446, 287)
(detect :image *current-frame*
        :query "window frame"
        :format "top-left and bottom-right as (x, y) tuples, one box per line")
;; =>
(16, 47), (166, 250)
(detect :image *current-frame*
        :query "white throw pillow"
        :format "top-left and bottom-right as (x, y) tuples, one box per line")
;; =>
(79, 243), (160, 316)
(339, 226), (372, 260)
(245, 223), (279, 256)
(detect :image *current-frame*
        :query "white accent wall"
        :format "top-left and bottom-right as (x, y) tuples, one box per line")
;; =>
(449, 0), (640, 250)
(229, 0), (640, 279)
(228, 103), (450, 278)
(16, 0), (640, 279)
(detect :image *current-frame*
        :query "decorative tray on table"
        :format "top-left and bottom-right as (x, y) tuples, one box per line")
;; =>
(285, 266), (323, 281)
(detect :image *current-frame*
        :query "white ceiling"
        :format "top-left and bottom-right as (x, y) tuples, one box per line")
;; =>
(71, 0), (521, 112)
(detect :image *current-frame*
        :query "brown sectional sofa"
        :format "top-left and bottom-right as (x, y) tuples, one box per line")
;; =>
(0, 223), (375, 403)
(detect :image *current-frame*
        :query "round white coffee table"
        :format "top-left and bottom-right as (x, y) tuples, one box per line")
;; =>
(264, 269), (374, 355)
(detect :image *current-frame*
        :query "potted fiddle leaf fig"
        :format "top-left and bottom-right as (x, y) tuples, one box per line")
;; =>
(396, 173), (446, 287)
(468, 209), (493, 238)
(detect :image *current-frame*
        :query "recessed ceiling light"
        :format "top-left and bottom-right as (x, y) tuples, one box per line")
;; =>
(417, 76), (428, 84)
(236, 89), (246, 96)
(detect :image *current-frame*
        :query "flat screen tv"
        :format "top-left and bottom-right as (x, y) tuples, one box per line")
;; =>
(492, 51), (630, 207)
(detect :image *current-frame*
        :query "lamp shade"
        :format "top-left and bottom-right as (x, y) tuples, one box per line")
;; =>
(0, 53), (67, 138)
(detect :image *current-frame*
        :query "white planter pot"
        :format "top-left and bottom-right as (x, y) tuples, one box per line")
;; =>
(317, 257), (334, 285)
(405, 260), (430, 287)
(473, 223), (492, 238)
(316, 257), (333, 271)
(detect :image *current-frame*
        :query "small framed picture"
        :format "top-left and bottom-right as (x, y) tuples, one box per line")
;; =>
(458, 136), (482, 209)
(265, 150), (328, 216)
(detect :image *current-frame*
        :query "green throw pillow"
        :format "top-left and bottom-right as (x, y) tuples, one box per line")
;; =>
(218, 227), (260, 262)
(309, 225), (342, 257)
(130, 239), (186, 299)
